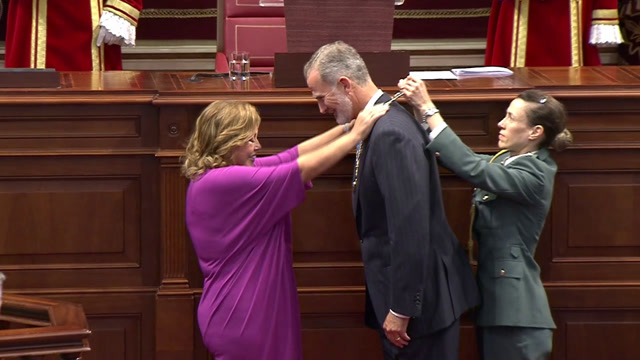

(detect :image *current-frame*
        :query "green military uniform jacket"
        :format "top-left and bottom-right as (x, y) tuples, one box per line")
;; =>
(428, 126), (556, 329)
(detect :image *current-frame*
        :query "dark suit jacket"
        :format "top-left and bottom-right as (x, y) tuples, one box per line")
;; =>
(352, 93), (480, 338)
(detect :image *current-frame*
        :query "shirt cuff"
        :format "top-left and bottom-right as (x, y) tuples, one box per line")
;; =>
(428, 121), (449, 140)
(100, 10), (137, 47)
(389, 309), (410, 318)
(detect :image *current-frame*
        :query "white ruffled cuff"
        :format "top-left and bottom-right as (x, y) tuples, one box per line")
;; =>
(589, 24), (623, 47)
(100, 10), (137, 47)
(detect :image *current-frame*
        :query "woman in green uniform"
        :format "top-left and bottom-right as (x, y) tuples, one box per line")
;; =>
(398, 76), (572, 360)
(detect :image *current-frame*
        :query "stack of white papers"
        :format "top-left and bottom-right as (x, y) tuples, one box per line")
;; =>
(451, 66), (514, 76)
(408, 71), (458, 80)
(408, 67), (513, 81)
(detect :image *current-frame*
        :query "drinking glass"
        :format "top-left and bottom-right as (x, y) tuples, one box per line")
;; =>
(229, 51), (250, 81)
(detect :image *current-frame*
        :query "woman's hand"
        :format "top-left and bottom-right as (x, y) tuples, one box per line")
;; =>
(345, 119), (355, 132)
(351, 103), (389, 140)
(398, 76), (434, 113)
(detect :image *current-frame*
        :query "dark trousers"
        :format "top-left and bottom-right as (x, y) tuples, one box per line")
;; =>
(379, 318), (460, 360)
(477, 326), (553, 360)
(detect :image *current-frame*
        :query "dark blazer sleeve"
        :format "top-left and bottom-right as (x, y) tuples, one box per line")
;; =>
(428, 127), (547, 205)
(369, 123), (430, 317)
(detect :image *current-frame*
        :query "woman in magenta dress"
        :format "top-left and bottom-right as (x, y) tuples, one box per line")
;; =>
(182, 100), (388, 360)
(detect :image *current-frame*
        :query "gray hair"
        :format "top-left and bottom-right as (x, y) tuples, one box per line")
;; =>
(303, 41), (372, 86)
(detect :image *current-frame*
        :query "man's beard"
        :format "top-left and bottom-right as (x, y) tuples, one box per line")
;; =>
(334, 93), (354, 125)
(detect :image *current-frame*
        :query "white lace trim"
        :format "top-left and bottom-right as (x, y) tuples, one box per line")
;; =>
(589, 24), (623, 47)
(100, 10), (137, 47)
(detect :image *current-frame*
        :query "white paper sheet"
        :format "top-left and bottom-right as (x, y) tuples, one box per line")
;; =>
(451, 66), (513, 76)
(408, 71), (459, 80)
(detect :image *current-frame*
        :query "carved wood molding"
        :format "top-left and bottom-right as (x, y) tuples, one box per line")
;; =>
(159, 162), (190, 290)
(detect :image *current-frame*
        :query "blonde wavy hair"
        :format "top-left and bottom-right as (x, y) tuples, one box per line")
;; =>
(182, 100), (261, 180)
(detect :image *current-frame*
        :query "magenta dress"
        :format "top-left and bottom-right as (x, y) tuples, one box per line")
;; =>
(185, 147), (308, 360)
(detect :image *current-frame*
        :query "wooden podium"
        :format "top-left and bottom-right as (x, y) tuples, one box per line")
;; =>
(273, 0), (409, 87)
(0, 294), (91, 360)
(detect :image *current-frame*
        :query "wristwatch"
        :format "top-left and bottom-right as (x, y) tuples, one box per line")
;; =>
(421, 108), (440, 129)
(422, 108), (440, 123)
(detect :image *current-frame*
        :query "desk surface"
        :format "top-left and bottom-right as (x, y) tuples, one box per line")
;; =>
(2, 67), (640, 104)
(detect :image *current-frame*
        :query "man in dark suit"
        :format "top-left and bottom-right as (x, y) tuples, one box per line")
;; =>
(304, 41), (480, 360)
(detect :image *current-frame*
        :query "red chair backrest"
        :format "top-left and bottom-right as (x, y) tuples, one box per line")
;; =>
(217, 0), (287, 72)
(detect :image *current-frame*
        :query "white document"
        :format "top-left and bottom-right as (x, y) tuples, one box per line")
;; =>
(409, 71), (459, 80)
(451, 66), (514, 76)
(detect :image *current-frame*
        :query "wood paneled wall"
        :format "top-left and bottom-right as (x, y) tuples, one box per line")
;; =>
(0, 69), (639, 360)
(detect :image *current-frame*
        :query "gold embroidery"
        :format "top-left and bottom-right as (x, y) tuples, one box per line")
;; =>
(30, 0), (37, 68)
(140, 8), (217, 19)
(394, 8), (491, 19)
(570, 0), (583, 66)
(592, 20), (620, 25)
(510, 1), (519, 67)
(32, 0), (47, 69)
(105, 0), (141, 21)
(136, 8), (491, 20)
(592, 9), (619, 19)
(90, 0), (104, 71)
(511, 0), (530, 67)
(577, 0), (584, 66)
(36, 0), (47, 68)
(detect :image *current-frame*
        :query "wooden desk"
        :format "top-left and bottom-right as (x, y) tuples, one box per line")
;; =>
(0, 67), (639, 360)
(0, 294), (90, 360)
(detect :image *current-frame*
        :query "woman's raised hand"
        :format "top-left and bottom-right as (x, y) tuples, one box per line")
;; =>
(398, 76), (433, 111)
(351, 103), (389, 140)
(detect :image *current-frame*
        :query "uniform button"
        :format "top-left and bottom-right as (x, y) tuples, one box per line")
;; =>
(434, 152), (441, 158)
(499, 269), (506, 276)
(482, 195), (490, 201)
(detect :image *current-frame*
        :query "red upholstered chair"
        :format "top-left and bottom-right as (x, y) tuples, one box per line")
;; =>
(215, 0), (287, 73)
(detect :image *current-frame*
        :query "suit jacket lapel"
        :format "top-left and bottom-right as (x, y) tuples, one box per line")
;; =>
(352, 93), (392, 217)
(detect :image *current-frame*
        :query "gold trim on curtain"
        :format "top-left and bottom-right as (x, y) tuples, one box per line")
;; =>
(32, 0), (48, 68)
(570, 0), (583, 66)
(511, 0), (530, 67)
(90, 0), (105, 71)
